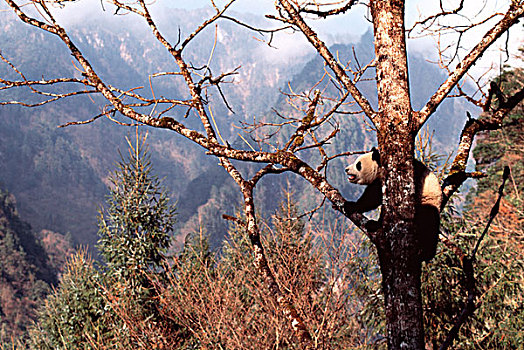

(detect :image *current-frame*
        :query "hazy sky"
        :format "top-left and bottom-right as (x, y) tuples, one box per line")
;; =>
(4, 0), (522, 77)
(171, 0), (523, 78)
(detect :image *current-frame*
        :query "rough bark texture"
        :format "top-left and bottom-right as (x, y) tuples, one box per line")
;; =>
(375, 134), (425, 350)
(369, 1), (426, 348)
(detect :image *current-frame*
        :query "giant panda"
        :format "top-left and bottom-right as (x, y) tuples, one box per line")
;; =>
(343, 148), (442, 262)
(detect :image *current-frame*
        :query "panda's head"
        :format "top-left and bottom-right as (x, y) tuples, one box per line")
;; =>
(345, 147), (381, 185)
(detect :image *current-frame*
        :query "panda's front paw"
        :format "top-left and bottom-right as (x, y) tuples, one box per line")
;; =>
(365, 220), (381, 232)
(342, 201), (358, 216)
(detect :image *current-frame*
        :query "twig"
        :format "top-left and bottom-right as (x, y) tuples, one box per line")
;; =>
(286, 89), (321, 152)
(300, 0), (358, 18)
(439, 166), (510, 350)
(278, 0), (376, 121)
(471, 166), (510, 260)
(442, 79), (524, 207)
(417, 3), (524, 127)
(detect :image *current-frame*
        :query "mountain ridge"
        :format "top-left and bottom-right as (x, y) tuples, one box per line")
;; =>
(0, 8), (470, 250)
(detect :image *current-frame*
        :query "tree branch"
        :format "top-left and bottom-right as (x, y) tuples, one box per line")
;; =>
(470, 166), (510, 260)
(417, 2), (524, 128)
(285, 89), (322, 152)
(441, 83), (524, 208)
(439, 166), (510, 350)
(136, 0), (221, 144)
(221, 175), (313, 346)
(179, 0), (236, 51)
(300, 0), (358, 18)
(277, 0), (376, 121)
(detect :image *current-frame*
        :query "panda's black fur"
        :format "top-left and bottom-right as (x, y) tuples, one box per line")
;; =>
(344, 148), (442, 262)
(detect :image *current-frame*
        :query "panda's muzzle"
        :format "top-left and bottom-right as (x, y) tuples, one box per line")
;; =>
(345, 167), (357, 183)
(347, 174), (357, 182)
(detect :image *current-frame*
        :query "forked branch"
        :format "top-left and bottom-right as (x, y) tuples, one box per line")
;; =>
(277, 0), (376, 121)
(417, 2), (524, 127)
(441, 82), (524, 208)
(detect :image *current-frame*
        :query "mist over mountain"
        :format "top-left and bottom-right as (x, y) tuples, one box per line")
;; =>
(0, 8), (470, 252)
(0, 8), (307, 250)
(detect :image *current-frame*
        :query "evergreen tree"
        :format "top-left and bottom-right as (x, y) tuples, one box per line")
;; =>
(31, 134), (179, 349)
(97, 134), (175, 294)
(29, 250), (109, 349)
(95, 134), (177, 347)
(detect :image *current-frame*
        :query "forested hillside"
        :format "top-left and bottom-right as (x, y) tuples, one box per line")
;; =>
(0, 8), (470, 252)
(1, 1), (522, 348)
(0, 7), (303, 250)
(0, 189), (73, 341)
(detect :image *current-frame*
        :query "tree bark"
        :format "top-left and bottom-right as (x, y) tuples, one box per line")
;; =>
(377, 134), (425, 350)
(370, 1), (425, 348)
(4, 0), (524, 348)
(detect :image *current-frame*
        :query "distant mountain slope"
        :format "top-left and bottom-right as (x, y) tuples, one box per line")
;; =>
(0, 9), (471, 251)
(0, 189), (71, 342)
(177, 33), (472, 246)
(0, 8), (303, 250)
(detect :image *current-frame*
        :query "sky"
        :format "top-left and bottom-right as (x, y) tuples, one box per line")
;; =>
(4, 0), (523, 79)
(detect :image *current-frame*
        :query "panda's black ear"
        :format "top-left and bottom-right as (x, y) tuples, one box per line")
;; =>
(371, 147), (381, 165)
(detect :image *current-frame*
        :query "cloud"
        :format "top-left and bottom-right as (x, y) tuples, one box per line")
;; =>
(257, 30), (313, 64)
(51, 0), (116, 26)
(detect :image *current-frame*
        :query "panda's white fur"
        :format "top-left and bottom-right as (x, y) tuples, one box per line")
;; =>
(416, 163), (442, 209)
(344, 148), (442, 261)
(345, 151), (380, 185)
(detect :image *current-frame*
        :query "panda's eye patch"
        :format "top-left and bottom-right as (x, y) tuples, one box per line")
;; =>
(356, 161), (361, 171)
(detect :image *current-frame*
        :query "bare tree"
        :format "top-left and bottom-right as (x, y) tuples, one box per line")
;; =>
(1, 0), (523, 349)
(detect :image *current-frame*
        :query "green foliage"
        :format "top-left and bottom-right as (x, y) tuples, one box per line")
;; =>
(97, 135), (175, 289)
(422, 64), (524, 348)
(31, 135), (179, 349)
(263, 197), (384, 348)
(472, 65), (523, 196)
(472, 116), (523, 205)
(344, 237), (384, 346)
(423, 211), (524, 349)
(94, 134), (177, 347)
(29, 251), (109, 350)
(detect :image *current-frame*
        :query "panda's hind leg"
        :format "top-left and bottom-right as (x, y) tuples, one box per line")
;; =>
(415, 204), (440, 262)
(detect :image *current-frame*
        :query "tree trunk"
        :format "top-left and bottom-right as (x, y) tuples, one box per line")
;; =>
(377, 133), (425, 350)
(379, 249), (424, 349)
(370, 0), (426, 348)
